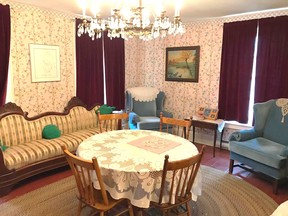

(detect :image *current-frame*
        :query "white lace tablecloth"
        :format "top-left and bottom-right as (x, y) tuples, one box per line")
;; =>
(77, 130), (202, 208)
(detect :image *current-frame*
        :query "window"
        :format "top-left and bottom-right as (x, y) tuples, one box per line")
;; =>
(219, 16), (288, 125)
(247, 25), (259, 126)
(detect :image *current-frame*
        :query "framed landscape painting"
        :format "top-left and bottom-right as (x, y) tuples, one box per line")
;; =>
(165, 46), (200, 82)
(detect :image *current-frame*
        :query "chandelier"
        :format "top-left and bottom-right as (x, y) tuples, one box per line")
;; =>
(77, 0), (186, 41)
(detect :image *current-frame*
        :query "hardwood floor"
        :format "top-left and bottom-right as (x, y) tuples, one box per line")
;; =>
(0, 144), (287, 206)
(0, 166), (72, 204)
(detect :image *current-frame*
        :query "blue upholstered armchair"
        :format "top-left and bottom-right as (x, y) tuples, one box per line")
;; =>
(125, 87), (172, 130)
(229, 98), (288, 194)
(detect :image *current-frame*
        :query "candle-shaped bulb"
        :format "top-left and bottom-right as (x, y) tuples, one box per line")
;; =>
(174, 0), (181, 16)
(78, 0), (87, 18)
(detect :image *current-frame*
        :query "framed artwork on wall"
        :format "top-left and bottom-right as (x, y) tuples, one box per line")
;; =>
(29, 44), (60, 82)
(165, 46), (200, 82)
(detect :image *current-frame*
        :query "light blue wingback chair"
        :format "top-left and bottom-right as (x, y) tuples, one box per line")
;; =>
(125, 87), (173, 130)
(229, 98), (288, 194)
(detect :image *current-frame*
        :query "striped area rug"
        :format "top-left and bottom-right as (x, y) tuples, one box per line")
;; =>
(0, 165), (278, 216)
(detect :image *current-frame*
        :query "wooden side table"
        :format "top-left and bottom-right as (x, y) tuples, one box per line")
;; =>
(188, 118), (225, 157)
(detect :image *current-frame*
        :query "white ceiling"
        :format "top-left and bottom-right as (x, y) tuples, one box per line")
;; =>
(10, 0), (288, 22)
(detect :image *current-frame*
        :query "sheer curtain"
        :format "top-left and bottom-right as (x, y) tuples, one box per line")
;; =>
(0, 4), (10, 106)
(254, 16), (288, 103)
(218, 20), (258, 123)
(103, 33), (125, 110)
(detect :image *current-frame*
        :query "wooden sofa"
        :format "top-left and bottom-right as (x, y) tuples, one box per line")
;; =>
(0, 97), (101, 196)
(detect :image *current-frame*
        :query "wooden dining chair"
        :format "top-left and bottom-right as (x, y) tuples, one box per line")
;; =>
(61, 145), (134, 216)
(97, 111), (129, 133)
(160, 112), (192, 140)
(150, 145), (205, 216)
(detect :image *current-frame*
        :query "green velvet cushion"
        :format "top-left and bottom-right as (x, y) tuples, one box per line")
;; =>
(96, 104), (116, 114)
(0, 144), (8, 152)
(42, 124), (61, 139)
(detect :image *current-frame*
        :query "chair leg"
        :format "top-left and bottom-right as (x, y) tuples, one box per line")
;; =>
(229, 159), (234, 174)
(273, 179), (279, 195)
(128, 202), (134, 216)
(186, 202), (191, 216)
(77, 201), (83, 216)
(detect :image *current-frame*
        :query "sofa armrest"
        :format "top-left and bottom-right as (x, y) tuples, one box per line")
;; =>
(156, 110), (173, 118)
(229, 128), (258, 141)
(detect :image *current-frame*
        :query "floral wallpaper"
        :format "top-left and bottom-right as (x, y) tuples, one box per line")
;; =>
(125, 20), (223, 120)
(125, 9), (288, 145)
(1, 1), (288, 145)
(125, 9), (288, 121)
(1, 0), (75, 116)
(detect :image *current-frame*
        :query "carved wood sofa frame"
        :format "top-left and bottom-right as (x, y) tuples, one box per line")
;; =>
(0, 97), (101, 197)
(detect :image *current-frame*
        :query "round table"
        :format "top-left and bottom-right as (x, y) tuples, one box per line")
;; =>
(77, 129), (202, 208)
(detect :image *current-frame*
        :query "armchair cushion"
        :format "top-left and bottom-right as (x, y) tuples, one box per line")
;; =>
(230, 137), (287, 169)
(137, 117), (160, 130)
(280, 146), (288, 157)
(133, 100), (156, 116)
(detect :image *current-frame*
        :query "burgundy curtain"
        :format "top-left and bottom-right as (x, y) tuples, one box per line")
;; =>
(103, 33), (125, 110)
(0, 4), (10, 106)
(254, 16), (288, 103)
(75, 19), (104, 107)
(218, 20), (257, 123)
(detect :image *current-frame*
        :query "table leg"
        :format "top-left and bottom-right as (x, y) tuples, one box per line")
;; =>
(220, 130), (224, 150)
(192, 126), (196, 143)
(136, 210), (143, 216)
(213, 129), (217, 157)
(134, 207), (144, 216)
(184, 127), (187, 140)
